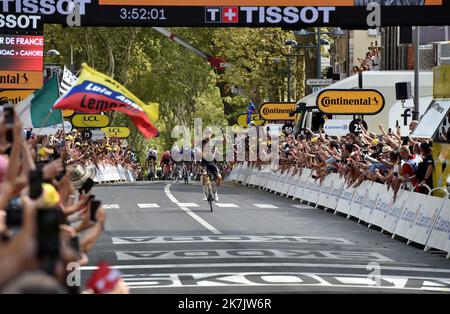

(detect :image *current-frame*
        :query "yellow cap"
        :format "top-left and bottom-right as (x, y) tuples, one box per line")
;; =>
(311, 137), (319, 143)
(42, 183), (60, 207)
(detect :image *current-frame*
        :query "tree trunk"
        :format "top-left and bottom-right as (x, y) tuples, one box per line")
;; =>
(122, 28), (139, 86)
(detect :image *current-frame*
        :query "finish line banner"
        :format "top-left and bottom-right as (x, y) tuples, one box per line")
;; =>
(1, 0), (449, 27)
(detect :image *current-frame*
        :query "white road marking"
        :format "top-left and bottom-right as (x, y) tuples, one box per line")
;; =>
(178, 203), (199, 207)
(291, 205), (314, 209)
(164, 184), (179, 203)
(118, 272), (450, 291)
(215, 203), (239, 208)
(103, 204), (120, 209)
(253, 204), (278, 209)
(164, 184), (221, 235)
(80, 263), (450, 274)
(115, 249), (393, 262)
(111, 235), (354, 245)
(137, 204), (160, 208)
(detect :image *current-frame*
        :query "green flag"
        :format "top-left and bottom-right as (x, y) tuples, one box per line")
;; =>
(16, 76), (62, 128)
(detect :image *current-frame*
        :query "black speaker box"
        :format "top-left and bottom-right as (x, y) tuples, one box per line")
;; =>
(395, 82), (411, 100)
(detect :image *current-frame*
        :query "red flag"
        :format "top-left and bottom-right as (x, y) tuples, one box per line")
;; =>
(86, 261), (122, 294)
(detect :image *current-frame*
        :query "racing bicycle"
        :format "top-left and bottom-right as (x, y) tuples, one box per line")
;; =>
(203, 171), (216, 212)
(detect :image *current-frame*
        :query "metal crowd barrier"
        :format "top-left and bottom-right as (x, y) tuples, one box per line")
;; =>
(91, 163), (136, 184)
(225, 163), (450, 259)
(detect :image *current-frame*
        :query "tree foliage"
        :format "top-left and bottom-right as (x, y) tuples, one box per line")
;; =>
(44, 25), (320, 164)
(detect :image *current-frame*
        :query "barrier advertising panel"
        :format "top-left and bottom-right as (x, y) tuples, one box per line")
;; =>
(407, 195), (445, 246)
(393, 192), (429, 240)
(425, 199), (450, 255)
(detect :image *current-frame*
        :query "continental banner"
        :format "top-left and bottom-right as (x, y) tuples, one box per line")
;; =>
(317, 89), (385, 115)
(0, 0), (449, 27)
(259, 102), (296, 121)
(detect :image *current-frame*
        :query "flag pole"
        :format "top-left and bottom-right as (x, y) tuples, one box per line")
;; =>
(55, 67), (68, 163)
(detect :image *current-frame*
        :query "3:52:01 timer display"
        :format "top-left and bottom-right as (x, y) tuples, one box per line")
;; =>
(120, 8), (167, 20)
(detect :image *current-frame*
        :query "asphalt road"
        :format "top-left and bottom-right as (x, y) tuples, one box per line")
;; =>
(81, 181), (450, 294)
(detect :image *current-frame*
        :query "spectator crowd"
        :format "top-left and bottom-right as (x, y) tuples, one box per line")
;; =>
(0, 110), (130, 294)
(33, 129), (141, 180)
(242, 120), (437, 201)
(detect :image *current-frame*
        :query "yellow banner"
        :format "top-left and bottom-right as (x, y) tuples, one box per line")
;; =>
(72, 114), (110, 128)
(432, 143), (450, 197)
(237, 113), (265, 128)
(101, 126), (130, 138)
(433, 65), (450, 98)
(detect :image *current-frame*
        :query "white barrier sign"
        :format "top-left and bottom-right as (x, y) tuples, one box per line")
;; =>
(407, 195), (445, 246)
(323, 119), (352, 137)
(426, 199), (450, 255)
(393, 192), (429, 239)
(33, 121), (72, 135)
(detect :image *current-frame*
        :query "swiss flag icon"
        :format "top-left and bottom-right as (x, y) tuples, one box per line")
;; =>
(222, 7), (238, 23)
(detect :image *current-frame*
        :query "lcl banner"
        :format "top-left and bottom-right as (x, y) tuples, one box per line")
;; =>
(0, 0), (449, 27)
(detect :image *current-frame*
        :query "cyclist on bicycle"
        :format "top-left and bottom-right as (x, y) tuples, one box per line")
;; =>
(201, 128), (222, 201)
(160, 150), (172, 180)
(146, 147), (158, 180)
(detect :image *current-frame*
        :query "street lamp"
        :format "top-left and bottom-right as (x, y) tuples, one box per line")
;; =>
(283, 41), (303, 102)
(44, 49), (61, 57)
(43, 49), (62, 81)
(293, 27), (344, 79)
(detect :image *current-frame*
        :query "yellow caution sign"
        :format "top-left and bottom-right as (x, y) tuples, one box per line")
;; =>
(317, 89), (385, 115)
(101, 126), (130, 138)
(72, 114), (110, 128)
(259, 102), (297, 121)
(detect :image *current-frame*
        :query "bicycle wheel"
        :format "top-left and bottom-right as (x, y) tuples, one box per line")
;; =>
(207, 183), (213, 212)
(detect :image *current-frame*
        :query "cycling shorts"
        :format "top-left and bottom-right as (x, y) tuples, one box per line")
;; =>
(202, 160), (219, 176)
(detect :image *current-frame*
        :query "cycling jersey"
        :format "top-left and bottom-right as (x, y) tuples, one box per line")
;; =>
(146, 149), (158, 161)
(161, 151), (171, 164)
(201, 138), (219, 176)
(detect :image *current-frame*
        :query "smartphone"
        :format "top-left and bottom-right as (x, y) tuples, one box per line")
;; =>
(3, 104), (14, 143)
(37, 208), (61, 260)
(90, 200), (101, 222)
(29, 170), (43, 200)
(5, 199), (23, 228)
(79, 178), (94, 194)
(388, 128), (392, 134)
(69, 235), (80, 254)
